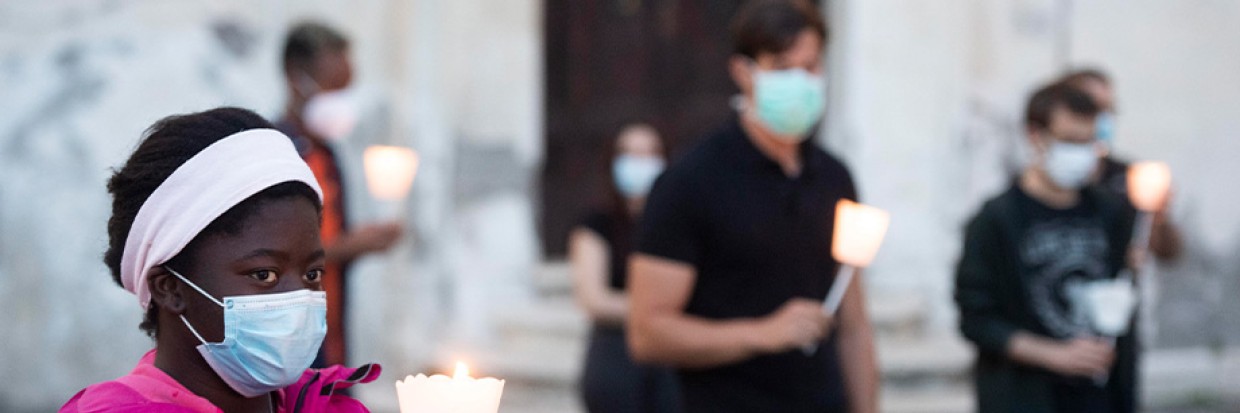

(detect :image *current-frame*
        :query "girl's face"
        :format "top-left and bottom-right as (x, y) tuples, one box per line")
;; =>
(175, 197), (324, 342)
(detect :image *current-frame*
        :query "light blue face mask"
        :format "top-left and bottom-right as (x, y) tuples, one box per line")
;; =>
(1095, 112), (1116, 147)
(167, 267), (327, 397)
(612, 155), (665, 198)
(752, 67), (826, 140)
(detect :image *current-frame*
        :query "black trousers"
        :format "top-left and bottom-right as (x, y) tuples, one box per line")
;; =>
(580, 326), (682, 413)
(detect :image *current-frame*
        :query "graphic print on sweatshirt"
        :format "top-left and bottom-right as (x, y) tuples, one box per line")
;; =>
(1019, 217), (1112, 338)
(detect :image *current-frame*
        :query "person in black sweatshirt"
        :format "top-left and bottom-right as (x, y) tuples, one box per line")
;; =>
(955, 81), (1137, 413)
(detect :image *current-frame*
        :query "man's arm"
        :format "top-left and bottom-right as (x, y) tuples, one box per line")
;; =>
(1148, 208), (1183, 260)
(834, 270), (878, 413)
(324, 221), (403, 263)
(627, 253), (830, 368)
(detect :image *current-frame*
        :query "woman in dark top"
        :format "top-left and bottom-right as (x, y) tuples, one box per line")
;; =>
(571, 124), (681, 413)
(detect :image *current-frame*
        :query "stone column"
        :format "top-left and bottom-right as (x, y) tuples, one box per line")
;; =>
(347, 0), (544, 409)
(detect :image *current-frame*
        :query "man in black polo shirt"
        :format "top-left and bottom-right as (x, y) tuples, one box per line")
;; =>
(954, 82), (1137, 413)
(626, 1), (878, 412)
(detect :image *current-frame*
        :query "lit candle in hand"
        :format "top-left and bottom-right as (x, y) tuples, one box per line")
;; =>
(364, 145), (420, 201)
(1125, 161), (1172, 266)
(823, 199), (890, 312)
(807, 200), (890, 355)
(1127, 161), (1171, 213)
(395, 362), (505, 413)
(832, 199), (891, 268)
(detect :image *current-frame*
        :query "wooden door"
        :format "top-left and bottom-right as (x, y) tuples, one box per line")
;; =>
(541, 0), (749, 256)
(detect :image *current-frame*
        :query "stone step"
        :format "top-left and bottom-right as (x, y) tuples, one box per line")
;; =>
(877, 334), (974, 386)
(494, 381), (583, 413)
(513, 267), (934, 341)
(424, 339), (974, 413)
(500, 382), (978, 413)
(403, 344), (1240, 413)
(434, 329), (973, 390)
(868, 290), (930, 338)
(1141, 346), (1240, 410)
(431, 334), (586, 387)
(492, 297), (933, 353)
(532, 261), (572, 295)
(882, 383), (975, 413)
(494, 296), (588, 340)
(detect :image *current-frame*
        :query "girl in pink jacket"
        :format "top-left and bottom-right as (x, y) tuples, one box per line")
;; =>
(61, 108), (381, 413)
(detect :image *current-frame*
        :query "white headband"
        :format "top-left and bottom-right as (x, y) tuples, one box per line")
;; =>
(120, 128), (323, 309)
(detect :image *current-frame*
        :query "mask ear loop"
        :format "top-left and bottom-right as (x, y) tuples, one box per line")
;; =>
(164, 266), (224, 307)
(164, 266), (223, 346)
(178, 315), (212, 346)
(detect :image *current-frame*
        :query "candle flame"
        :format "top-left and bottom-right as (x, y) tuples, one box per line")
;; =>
(454, 361), (469, 379)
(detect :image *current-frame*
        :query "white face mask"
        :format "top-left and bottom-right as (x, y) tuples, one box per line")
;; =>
(612, 155), (665, 198)
(303, 88), (359, 142)
(1041, 139), (1099, 190)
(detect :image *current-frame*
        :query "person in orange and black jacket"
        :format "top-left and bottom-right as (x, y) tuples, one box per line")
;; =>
(274, 22), (403, 368)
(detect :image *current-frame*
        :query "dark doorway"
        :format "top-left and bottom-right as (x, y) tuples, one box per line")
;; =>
(540, 1), (751, 257)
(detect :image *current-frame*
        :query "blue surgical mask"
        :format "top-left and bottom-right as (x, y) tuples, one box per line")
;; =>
(1095, 112), (1116, 147)
(752, 67), (826, 140)
(613, 155), (665, 198)
(167, 267), (327, 397)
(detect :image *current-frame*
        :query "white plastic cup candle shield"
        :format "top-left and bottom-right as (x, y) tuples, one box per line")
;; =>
(395, 362), (505, 413)
(831, 199), (891, 267)
(1078, 279), (1139, 337)
(364, 146), (419, 201)
(1126, 161), (1171, 212)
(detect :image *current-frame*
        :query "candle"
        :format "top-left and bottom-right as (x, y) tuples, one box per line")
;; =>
(821, 200), (890, 313)
(1126, 161), (1171, 212)
(364, 145), (420, 201)
(395, 362), (505, 413)
(808, 200), (890, 354)
(1125, 161), (1172, 264)
(831, 199), (891, 268)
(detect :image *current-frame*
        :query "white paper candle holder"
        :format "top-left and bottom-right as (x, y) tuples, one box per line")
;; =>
(395, 362), (505, 413)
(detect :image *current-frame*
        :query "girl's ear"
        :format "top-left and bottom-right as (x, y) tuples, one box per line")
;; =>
(147, 267), (186, 315)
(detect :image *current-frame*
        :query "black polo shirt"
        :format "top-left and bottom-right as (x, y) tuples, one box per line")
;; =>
(637, 117), (857, 412)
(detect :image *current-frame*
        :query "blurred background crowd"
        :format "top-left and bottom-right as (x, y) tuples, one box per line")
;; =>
(1, 1), (1239, 412)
